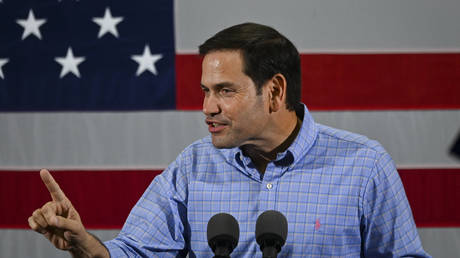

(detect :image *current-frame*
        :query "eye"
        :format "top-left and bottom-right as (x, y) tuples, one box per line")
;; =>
(221, 88), (234, 94)
(201, 86), (209, 93)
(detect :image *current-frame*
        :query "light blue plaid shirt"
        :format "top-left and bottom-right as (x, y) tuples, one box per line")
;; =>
(105, 105), (430, 257)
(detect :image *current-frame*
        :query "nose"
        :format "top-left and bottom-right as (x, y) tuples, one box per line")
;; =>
(202, 93), (220, 117)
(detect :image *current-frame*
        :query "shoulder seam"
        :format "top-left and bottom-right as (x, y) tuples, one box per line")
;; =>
(316, 127), (385, 155)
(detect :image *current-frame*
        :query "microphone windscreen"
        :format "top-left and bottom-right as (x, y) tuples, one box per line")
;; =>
(255, 210), (288, 245)
(207, 213), (240, 250)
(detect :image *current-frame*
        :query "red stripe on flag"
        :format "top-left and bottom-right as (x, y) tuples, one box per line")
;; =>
(399, 168), (460, 227)
(176, 54), (203, 110)
(1, 168), (459, 229)
(0, 170), (160, 229)
(176, 53), (460, 110)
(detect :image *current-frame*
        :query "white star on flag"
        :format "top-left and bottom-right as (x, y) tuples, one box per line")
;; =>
(92, 7), (124, 38)
(131, 45), (162, 76)
(0, 58), (9, 79)
(55, 47), (86, 78)
(16, 9), (47, 40)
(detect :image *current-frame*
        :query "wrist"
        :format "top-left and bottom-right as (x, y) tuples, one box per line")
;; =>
(70, 232), (109, 258)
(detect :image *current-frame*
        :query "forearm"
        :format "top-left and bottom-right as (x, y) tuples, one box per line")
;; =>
(70, 232), (110, 258)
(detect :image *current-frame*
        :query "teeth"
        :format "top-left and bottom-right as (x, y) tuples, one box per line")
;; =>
(212, 123), (217, 127)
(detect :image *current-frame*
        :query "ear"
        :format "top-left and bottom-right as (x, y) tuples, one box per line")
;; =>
(268, 73), (287, 112)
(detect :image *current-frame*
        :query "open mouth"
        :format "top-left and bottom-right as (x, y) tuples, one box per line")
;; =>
(206, 119), (227, 133)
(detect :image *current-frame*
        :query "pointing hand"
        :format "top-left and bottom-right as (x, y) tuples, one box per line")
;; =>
(28, 169), (108, 257)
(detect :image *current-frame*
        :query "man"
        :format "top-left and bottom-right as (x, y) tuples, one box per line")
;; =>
(29, 23), (430, 257)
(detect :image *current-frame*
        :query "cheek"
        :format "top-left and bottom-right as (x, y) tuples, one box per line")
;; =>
(220, 93), (268, 126)
(219, 96), (248, 119)
(236, 102), (267, 130)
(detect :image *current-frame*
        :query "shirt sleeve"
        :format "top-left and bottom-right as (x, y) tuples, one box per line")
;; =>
(103, 152), (190, 257)
(361, 151), (431, 258)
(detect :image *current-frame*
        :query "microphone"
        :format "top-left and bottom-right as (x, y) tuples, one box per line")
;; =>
(207, 213), (240, 258)
(255, 210), (288, 258)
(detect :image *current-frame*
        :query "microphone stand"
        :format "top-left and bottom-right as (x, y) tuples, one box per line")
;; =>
(212, 240), (232, 258)
(262, 246), (278, 258)
(260, 238), (283, 258)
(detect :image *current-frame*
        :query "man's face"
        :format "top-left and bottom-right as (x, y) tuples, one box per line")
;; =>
(201, 50), (270, 149)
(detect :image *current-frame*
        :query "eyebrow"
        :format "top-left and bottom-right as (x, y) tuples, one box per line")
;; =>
(201, 82), (236, 90)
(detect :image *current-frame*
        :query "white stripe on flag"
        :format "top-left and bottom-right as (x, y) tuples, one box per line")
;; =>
(1, 110), (459, 169)
(175, 0), (460, 53)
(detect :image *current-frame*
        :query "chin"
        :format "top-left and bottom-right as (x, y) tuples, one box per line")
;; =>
(211, 136), (238, 149)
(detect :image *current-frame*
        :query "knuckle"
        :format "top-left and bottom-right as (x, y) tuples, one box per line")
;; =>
(62, 200), (71, 209)
(42, 202), (55, 215)
(32, 209), (40, 217)
(41, 208), (50, 217)
(28, 217), (36, 228)
(28, 218), (46, 234)
(43, 201), (54, 209)
(41, 206), (49, 214)
(42, 210), (53, 221)
(35, 215), (47, 227)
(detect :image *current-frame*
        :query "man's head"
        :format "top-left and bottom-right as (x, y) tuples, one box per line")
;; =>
(199, 23), (301, 111)
(199, 23), (301, 150)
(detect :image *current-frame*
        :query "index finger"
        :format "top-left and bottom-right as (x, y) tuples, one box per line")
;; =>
(40, 169), (67, 202)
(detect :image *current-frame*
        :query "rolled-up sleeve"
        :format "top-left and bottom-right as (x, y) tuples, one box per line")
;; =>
(104, 152), (190, 257)
(361, 152), (431, 257)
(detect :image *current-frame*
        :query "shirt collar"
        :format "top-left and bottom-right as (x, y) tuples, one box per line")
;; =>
(222, 103), (318, 169)
(285, 103), (318, 167)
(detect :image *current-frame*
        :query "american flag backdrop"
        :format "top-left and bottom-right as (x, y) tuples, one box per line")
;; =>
(1, 0), (460, 257)
(0, 0), (175, 110)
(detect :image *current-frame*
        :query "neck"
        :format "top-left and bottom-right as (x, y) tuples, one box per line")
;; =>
(241, 111), (300, 175)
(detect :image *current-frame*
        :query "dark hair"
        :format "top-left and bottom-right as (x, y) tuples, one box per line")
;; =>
(199, 23), (301, 111)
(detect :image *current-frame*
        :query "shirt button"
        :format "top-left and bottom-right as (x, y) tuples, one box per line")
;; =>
(266, 183), (273, 190)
